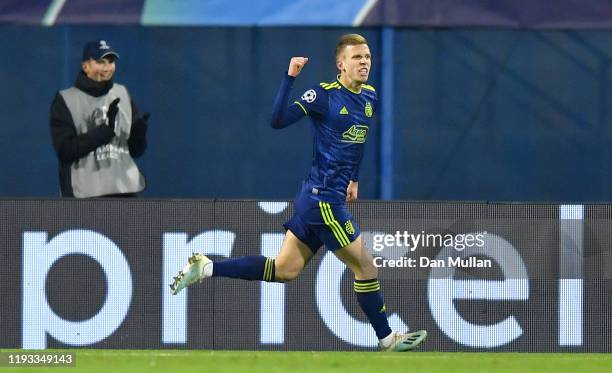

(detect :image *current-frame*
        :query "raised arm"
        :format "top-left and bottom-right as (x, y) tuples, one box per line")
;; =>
(270, 57), (311, 129)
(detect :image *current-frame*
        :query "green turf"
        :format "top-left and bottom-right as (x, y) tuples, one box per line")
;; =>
(1, 350), (611, 373)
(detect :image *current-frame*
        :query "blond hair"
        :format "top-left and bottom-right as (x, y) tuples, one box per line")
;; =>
(335, 33), (368, 61)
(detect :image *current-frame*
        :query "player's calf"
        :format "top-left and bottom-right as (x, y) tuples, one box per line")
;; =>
(170, 254), (279, 295)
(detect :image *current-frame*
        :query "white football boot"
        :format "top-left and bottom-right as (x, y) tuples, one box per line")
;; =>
(170, 253), (212, 295)
(379, 330), (428, 352)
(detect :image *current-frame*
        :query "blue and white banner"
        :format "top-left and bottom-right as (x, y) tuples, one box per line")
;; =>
(0, 199), (609, 351)
(4, 0), (612, 28)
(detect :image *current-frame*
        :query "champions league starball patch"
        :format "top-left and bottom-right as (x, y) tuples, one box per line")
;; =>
(301, 89), (317, 103)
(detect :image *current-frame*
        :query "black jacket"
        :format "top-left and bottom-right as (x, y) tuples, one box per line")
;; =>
(49, 72), (147, 197)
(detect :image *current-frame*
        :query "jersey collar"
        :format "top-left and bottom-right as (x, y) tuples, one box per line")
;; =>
(336, 75), (362, 94)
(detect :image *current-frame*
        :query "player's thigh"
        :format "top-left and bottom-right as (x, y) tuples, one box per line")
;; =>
(275, 230), (314, 281)
(333, 235), (378, 280)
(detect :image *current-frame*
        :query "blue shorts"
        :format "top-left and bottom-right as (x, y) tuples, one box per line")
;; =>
(283, 187), (360, 252)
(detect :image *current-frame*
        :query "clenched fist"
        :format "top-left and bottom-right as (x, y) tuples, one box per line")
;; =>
(288, 57), (309, 77)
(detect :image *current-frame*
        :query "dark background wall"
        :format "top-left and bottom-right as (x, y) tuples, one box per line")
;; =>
(394, 30), (612, 201)
(1, 26), (611, 201)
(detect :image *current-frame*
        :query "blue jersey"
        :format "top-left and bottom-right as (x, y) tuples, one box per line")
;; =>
(271, 75), (377, 202)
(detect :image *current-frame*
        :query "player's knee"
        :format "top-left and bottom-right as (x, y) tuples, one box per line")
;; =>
(275, 262), (302, 282)
(275, 266), (301, 283)
(273, 254), (304, 282)
(275, 270), (300, 283)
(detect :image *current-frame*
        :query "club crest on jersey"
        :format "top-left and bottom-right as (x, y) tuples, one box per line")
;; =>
(342, 124), (368, 143)
(301, 89), (317, 103)
(345, 220), (355, 235)
(365, 102), (373, 117)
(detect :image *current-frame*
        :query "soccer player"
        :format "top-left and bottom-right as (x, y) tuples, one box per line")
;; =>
(170, 34), (427, 352)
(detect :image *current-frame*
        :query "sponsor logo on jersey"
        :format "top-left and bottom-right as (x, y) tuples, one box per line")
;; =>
(342, 124), (368, 143)
(339, 106), (349, 115)
(365, 102), (373, 117)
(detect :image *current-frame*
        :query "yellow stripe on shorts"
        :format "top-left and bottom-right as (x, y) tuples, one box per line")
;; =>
(319, 201), (350, 247)
(323, 202), (351, 246)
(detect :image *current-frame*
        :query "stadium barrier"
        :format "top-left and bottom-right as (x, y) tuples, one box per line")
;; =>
(1, 199), (609, 351)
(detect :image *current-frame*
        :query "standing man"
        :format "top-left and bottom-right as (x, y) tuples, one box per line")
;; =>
(171, 34), (427, 352)
(50, 39), (149, 198)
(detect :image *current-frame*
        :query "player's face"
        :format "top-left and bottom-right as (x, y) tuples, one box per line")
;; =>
(338, 44), (371, 84)
(82, 56), (116, 82)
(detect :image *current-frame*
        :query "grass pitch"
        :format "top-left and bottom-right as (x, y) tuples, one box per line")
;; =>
(2, 350), (611, 373)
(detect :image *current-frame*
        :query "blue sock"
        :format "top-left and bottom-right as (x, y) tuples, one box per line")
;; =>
(212, 255), (276, 282)
(354, 279), (393, 340)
